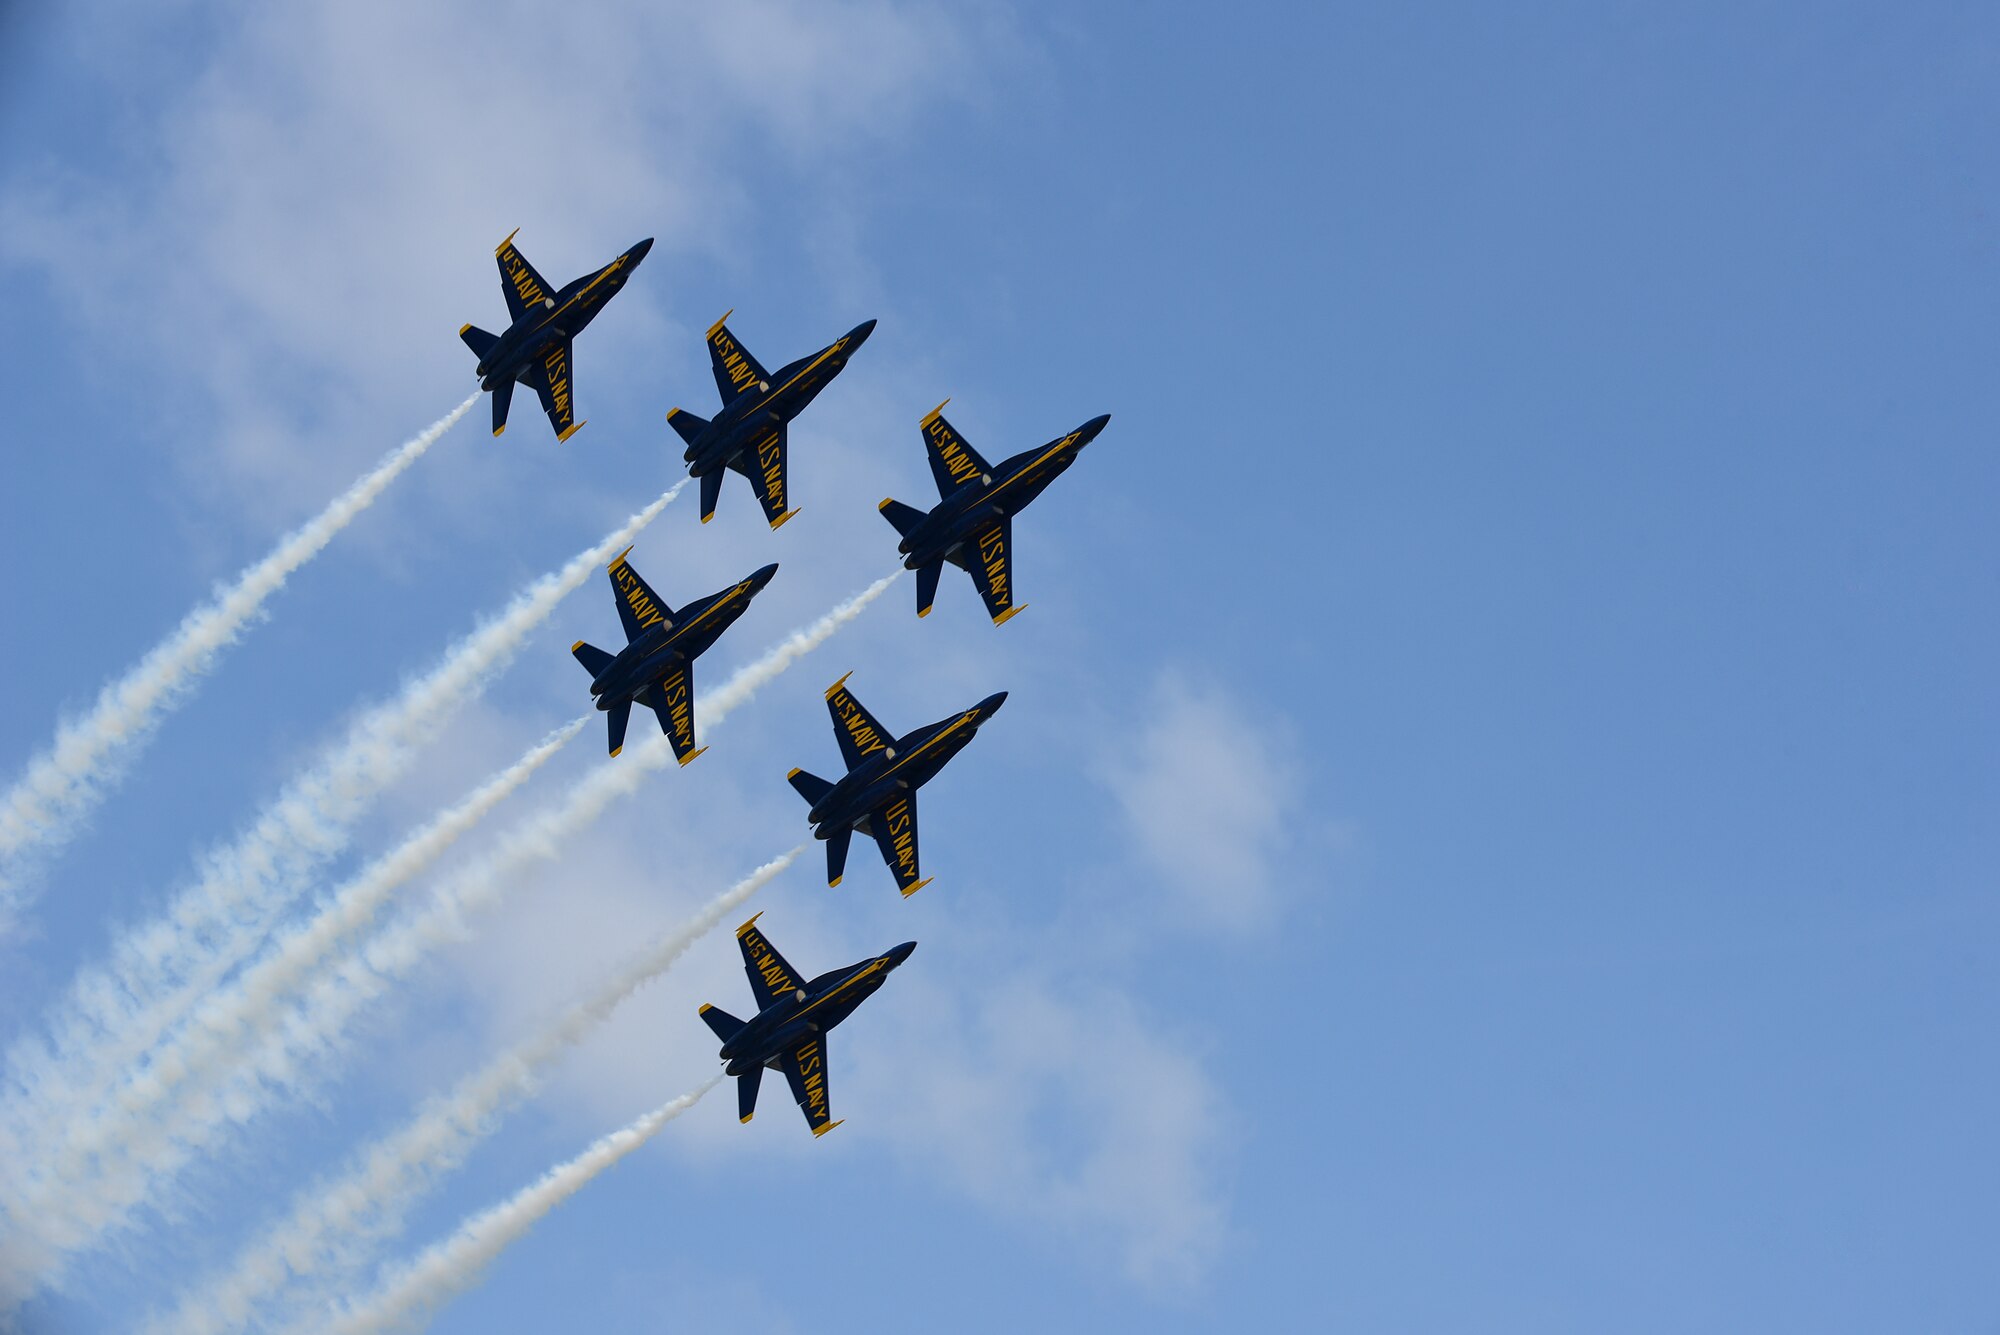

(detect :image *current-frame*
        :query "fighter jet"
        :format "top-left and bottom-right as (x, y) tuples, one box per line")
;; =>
(877, 404), (1111, 623)
(459, 231), (653, 441)
(786, 673), (1006, 896)
(570, 548), (778, 763)
(667, 312), (876, 528)
(699, 913), (916, 1136)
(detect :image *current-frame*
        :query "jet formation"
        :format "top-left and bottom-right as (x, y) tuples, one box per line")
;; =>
(570, 549), (777, 762)
(460, 232), (653, 441)
(699, 914), (915, 1136)
(464, 231), (1107, 1136)
(668, 313), (875, 528)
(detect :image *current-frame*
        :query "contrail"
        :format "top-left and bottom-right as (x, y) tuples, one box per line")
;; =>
(0, 719), (586, 1290)
(0, 488), (682, 1299)
(319, 1078), (720, 1335)
(154, 849), (800, 1335)
(0, 394), (477, 933)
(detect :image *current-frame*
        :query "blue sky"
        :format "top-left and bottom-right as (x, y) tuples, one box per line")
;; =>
(3, 1), (1998, 1330)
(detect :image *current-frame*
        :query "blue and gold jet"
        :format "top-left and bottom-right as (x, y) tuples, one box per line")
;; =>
(459, 231), (653, 441)
(667, 312), (875, 528)
(878, 404), (1111, 623)
(786, 674), (1006, 896)
(570, 548), (778, 762)
(699, 914), (916, 1136)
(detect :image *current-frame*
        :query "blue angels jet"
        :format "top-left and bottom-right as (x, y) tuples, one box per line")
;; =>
(459, 231), (653, 441)
(786, 674), (1006, 896)
(699, 913), (916, 1136)
(877, 404), (1111, 623)
(570, 548), (778, 763)
(667, 312), (876, 528)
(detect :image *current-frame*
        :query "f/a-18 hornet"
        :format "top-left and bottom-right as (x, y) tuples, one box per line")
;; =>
(571, 548), (777, 763)
(786, 673), (1006, 896)
(667, 312), (875, 528)
(459, 231), (653, 441)
(699, 913), (916, 1136)
(878, 403), (1111, 623)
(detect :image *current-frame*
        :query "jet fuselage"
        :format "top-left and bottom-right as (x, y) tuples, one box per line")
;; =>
(806, 693), (1008, 839)
(896, 414), (1110, 569)
(476, 237), (653, 391)
(717, 942), (917, 1077)
(587, 562), (777, 711)
(683, 320), (876, 476)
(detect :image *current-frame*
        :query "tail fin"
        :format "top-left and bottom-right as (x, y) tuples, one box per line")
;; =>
(571, 640), (616, 678)
(826, 825), (853, 887)
(698, 469), (725, 524)
(606, 699), (632, 758)
(667, 407), (710, 448)
(786, 767), (834, 807)
(698, 1002), (746, 1043)
(735, 1064), (763, 1123)
(459, 323), (499, 359)
(878, 498), (926, 539)
(489, 378), (514, 438)
(915, 561), (942, 618)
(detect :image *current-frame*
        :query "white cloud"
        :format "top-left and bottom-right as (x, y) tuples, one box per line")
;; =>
(1094, 670), (1306, 930)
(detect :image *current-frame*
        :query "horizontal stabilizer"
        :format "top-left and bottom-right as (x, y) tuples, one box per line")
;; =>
(571, 640), (616, 678)
(667, 407), (710, 447)
(787, 767), (834, 807)
(878, 498), (926, 539)
(459, 323), (499, 359)
(736, 1064), (763, 1123)
(605, 699), (632, 758)
(698, 1002), (746, 1043)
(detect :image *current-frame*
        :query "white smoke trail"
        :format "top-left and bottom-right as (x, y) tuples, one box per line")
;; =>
(0, 395), (477, 932)
(0, 488), (681, 1299)
(1, 719), (586, 1284)
(156, 851), (799, 1335)
(320, 1079), (720, 1335)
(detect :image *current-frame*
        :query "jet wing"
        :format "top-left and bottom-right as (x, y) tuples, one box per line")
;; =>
(707, 311), (770, 404)
(741, 424), (796, 528)
(520, 338), (582, 442)
(920, 403), (993, 497)
(965, 517), (1025, 625)
(495, 230), (555, 322)
(736, 913), (806, 1009)
(824, 673), (893, 770)
(781, 1032), (842, 1137)
(639, 657), (705, 766)
(607, 549), (674, 642)
(867, 790), (931, 897)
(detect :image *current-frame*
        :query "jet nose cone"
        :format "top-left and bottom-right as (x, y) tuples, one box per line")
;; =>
(849, 318), (877, 347)
(628, 237), (655, 265)
(978, 691), (1008, 717)
(1081, 413), (1111, 440)
(886, 941), (917, 967)
(751, 562), (780, 591)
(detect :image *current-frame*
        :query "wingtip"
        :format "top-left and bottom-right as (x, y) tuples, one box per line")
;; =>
(609, 746), (623, 758)
(667, 406), (682, 420)
(735, 911), (763, 937)
(824, 671), (854, 700)
(740, 1113), (754, 1124)
(900, 877), (934, 899)
(828, 876), (843, 888)
(920, 397), (951, 426)
(700, 511), (715, 525)
(677, 745), (710, 768)
(812, 1118), (845, 1138)
(706, 308), (735, 338)
(698, 1002), (714, 1014)
(770, 508), (800, 530)
(495, 227), (520, 256)
(458, 322), (472, 335)
(877, 497), (896, 511)
(570, 640), (585, 652)
(916, 605), (933, 619)
(992, 604), (1027, 626)
(786, 767), (803, 779)
(557, 419), (586, 443)
(492, 425), (506, 438)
